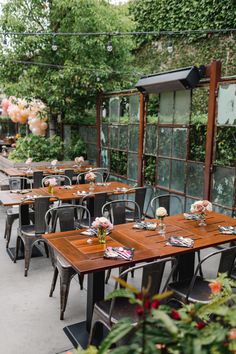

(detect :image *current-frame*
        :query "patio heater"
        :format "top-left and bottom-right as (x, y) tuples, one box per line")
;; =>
(135, 65), (206, 94)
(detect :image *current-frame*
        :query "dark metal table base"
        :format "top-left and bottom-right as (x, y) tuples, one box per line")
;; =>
(63, 321), (104, 349)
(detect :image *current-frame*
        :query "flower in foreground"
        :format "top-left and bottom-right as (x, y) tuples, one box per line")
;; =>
(196, 321), (206, 330)
(209, 280), (222, 294)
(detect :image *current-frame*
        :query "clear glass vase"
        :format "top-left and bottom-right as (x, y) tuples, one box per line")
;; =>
(198, 213), (207, 227)
(89, 181), (95, 192)
(157, 218), (166, 235)
(97, 228), (106, 244)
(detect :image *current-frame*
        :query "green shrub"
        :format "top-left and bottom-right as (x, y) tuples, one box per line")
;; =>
(63, 135), (86, 160)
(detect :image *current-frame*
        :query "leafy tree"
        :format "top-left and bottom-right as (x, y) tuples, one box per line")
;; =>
(0, 0), (135, 125)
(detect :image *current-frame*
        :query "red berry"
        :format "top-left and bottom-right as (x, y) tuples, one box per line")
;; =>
(144, 299), (151, 309)
(151, 300), (160, 309)
(171, 310), (181, 320)
(196, 321), (206, 330)
(135, 305), (144, 316)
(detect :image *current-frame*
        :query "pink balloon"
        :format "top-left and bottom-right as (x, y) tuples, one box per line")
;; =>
(40, 121), (48, 130)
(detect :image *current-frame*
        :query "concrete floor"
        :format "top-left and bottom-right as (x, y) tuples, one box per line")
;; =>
(0, 186), (221, 354)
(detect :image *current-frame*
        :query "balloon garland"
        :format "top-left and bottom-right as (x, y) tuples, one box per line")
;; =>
(1, 97), (48, 136)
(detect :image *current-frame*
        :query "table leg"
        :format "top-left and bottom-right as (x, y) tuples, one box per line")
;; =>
(63, 270), (105, 349)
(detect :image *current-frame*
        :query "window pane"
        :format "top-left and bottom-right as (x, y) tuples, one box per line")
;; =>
(87, 143), (96, 163)
(129, 125), (139, 152)
(145, 125), (157, 155)
(101, 124), (108, 147)
(129, 95), (139, 123)
(159, 128), (172, 157)
(212, 166), (235, 207)
(159, 92), (174, 123)
(109, 97), (120, 123)
(101, 149), (109, 167)
(119, 125), (128, 150)
(110, 126), (119, 149)
(127, 153), (138, 180)
(79, 126), (88, 142)
(174, 90), (191, 124)
(186, 162), (204, 198)
(87, 127), (97, 143)
(110, 150), (127, 176)
(217, 84), (236, 126)
(171, 160), (185, 192)
(172, 128), (187, 159)
(157, 158), (170, 188)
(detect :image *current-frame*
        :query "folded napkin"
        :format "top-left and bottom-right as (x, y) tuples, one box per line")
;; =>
(133, 221), (157, 230)
(218, 226), (236, 234)
(10, 189), (30, 194)
(104, 246), (134, 260)
(183, 213), (201, 221)
(167, 236), (194, 248)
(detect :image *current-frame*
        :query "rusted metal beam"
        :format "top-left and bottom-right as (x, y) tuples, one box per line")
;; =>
(204, 60), (222, 199)
(137, 93), (145, 186)
(96, 93), (102, 167)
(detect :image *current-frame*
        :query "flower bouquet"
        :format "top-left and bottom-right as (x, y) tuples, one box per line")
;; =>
(190, 200), (212, 226)
(85, 172), (96, 191)
(45, 177), (57, 194)
(92, 217), (113, 244)
(50, 159), (58, 170)
(74, 156), (84, 167)
(156, 207), (168, 235)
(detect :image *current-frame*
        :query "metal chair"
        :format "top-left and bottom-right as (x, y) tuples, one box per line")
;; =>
(42, 174), (72, 187)
(124, 186), (147, 220)
(88, 257), (178, 345)
(102, 199), (141, 284)
(45, 204), (91, 320)
(4, 176), (33, 248)
(76, 171), (103, 184)
(89, 168), (110, 182)
(14, 196), (54, 276)
(168, 245), (236, 304)
(64, 169), (74, 184)
(80, 192), (108, 227)
(33, 171), (44, 188)
(150, 194), (184, 217)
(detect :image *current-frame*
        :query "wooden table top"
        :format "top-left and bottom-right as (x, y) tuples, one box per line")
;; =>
(0, 181), (132, 206)
(1, 164), (93, 177)
(43, 211), (236, 275)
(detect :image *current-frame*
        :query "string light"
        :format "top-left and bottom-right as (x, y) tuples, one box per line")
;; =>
(107, 38), (113, 52)
(167, 42), (173, 54)
(51, 35), (58, 51)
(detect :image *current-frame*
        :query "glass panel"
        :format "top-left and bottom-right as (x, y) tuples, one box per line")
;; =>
(147, 94), (159, 124)
(127, 153), (138, 180)
(174, 90), (191, 124)
(102, 100), (109, 123)
(110, 150), (127, 176)
(87, 127), (96, 143)
(145, 125), (157, 155)
(63, 125), (71, 146)
(212, 166), (235, 207)
(189, 124), (206, 162)
(159, 92), (174, 123)
(87, 143), (96, 162)
(159, 128), (172, 157)
(186, 162), (204, 198)
(171, 160), (185, 192)
(109, 97), (120, 123)
(157, 158), (170, 188)
(129, 95), (139, 123)
(101, 124), (108, 147)
(129, 125), (139, 152)
(79, 126), (88, 142)
(101, 149), (109, 167)
(217, 84), (236, 126)
(144, 155), (156, 185)
(170, 194), (185, 215)
(172, 128), (187, 159)
(119, 125), (128, 150)
(215, 126), (236, 167)
(120, 97), (129, 124)
(212, 204), (233, 216)
(110, 126), (119, 149)
(186, 197), (198, 213)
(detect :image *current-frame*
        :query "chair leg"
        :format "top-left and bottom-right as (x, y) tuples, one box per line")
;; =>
(5, 222), (13, 248)
(14, 236), (22, 263)
(60, 278), (71, 320)
(197, 251), (203, 278)
(78, 274), (84, 290)
(49, 267), (59, 297)
(44, 242), (49, 258)
(105, 269), (111, 284)
(24, 239), (34, 277)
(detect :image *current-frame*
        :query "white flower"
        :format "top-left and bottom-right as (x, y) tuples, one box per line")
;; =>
(85, 172), (96, 181)
(25, 158), (33, 164)
(51, 159), (58, 166)
(156, 207), (168, 218)
(75, 156), (84, 164)
(46, 177), (57, 186)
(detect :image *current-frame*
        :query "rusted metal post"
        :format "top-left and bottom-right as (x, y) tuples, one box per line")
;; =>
(96, 92), (102, 167)
(204, 60), (222, 199)
(138, 93), (145, 186)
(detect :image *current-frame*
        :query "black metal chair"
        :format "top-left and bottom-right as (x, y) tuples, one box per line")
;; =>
(150, 194), (184, 217)
(124, 186), (147, 220)
(33, 171), (44, 188)
(102, 199), (141, 284)
(64, 169), (74, 184)
(88, 257), (178, 345)
(42, 174), (72, 187)
(14, 196), (54, 276)
(168, 245), (236, 304)
(45, 204), (91, 320)
(4, 176), (33, 249)
(89, 168), (110, 182)
(77, 171), (103, 184)
(80, 192), (108, 226)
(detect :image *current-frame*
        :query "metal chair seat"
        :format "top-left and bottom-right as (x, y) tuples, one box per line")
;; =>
(18, 224), (37, 236)
(57, 254), (72, 268)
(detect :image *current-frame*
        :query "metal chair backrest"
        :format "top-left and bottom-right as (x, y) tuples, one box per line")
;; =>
(125, 186), (147, 217)
(9, 176), (33, 190)
(150, 194), (183, 217)
(102, 199), (141, 225)
(90, 168), (110, 182)
(64, 169), (74, 184)
(45, 204), (91, 233)
(77, 171), (103, 184)
(42, 174), (72, 187)
(81, 192), (108, 217)
(19, 196), (51, 234)
(108, 257), (178, 323)
(33, 171), (44, 188)
(186, 245), (236, 301)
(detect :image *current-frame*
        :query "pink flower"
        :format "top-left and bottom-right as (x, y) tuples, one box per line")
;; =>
(209, 280), (222, 294)
(92, 217), (113, 230)
(75, 156), (84, 164)
(190, 200), (212, 214)
(46, 178), (57, 187)
(1, 98), (10, 111)
(85, 172), (96, 182)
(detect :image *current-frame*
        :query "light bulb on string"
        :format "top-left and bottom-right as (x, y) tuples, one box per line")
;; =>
(3, 34), (7, 46)
(167, 42), (173, 54)
(107, 37), (113, 52)
(51, 35), (58, 51)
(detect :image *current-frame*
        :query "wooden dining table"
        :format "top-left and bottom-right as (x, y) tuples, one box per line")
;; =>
(43, 211), (236, 348)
